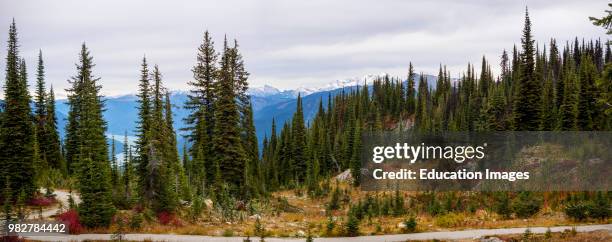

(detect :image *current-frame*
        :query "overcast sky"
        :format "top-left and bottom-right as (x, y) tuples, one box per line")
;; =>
(0, 0), (609, 98)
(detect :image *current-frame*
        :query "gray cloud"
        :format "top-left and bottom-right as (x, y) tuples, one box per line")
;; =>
(0, 0), (608, 98)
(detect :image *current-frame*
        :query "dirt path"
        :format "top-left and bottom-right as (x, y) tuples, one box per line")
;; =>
(27, 189), (80, 220)
(25, 223), (612, 242)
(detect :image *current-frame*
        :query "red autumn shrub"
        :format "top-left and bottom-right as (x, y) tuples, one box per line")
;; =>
(28, 196), (56, 207)
(57, 209), (83, 234)
(0, 236), (25, 242)
(157, 211), (182, 226)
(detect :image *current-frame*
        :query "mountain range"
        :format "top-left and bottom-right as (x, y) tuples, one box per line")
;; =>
(3, 73), (439, 157)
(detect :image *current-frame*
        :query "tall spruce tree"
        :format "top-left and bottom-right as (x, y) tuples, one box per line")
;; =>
(150, 65), (178, 213)
(110, 136), (118, 187)
(576, 56), (597, 130)
(406, 62), (416, 116)
(34, 50), (48, 168)
(122, 131), (133, 203)
(211, 40), (247, 195)
(0, 20), (36, 199)
(242, 102), (260, 198)
(184, 31), (217, 188)
(292, 94), (307, 183)
(45, 86), (65, 172)
(66, 44), (115, 227)
(514, 8), (541, 130)
(135, 57), (153, 203)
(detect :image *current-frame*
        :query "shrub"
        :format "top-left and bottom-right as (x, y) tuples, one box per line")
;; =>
(511, 192), (541, 218)
(253, 217), (265, 240)
(403, 216), (417, 233)
(380, 196), (391, 216)
(345, 213), (360, 237)
(348, 203), (364, 221)
(434, 212), (464, 228)
(111, 214), (127, 241)
(391, 189), (405, 216)
(426, 198), (443, 216)
(544, 228), (552, 239)
(588, 192), (610, 220)
(494, 192), (512, 219)
(130, 213), (144, 230)
(564, 202), (590, 221)
(222, 229), (235, 237)
(57, 209), (83, 234)
(305, 234), (313, 242)
(0, 236), (25, 242)
(157, 211), (181, 226)
(325, 216), (335, 235)
(374, 223), (382, 234)
(190, 195), (203, 221)
(326, 186), (341, 211)
(28, 196), (55, 207)
(522, 228), (532, 241)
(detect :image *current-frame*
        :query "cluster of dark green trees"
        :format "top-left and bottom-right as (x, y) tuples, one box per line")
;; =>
(260, 9), (611, 195)
(0, 19), (262, 226)
(0, 20), (64, 218)
(133, 57), (187, 214)
(180, 32), (260, 201)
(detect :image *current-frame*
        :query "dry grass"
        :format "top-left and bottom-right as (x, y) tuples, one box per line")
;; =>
(54, 183), (611, 238)
(472, 230), (612, 242)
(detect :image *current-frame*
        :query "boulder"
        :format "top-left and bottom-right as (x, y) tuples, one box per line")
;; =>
(204, 199), (213, 209)
(335, 169), (352, 182)
(397, 222), (407, 229)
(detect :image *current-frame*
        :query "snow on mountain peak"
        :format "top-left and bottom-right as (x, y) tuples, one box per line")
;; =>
(248, 73), (390, 98)
(248, 85), (281, 97)
(299, 72), (389, 94)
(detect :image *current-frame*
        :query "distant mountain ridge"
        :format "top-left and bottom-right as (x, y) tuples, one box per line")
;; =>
(3, 73), (440, 155)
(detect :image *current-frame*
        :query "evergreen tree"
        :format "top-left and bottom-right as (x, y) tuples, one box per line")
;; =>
(576, 56), (597, 130)
(110, 136), (119, 187)
(122, 132), (133, 203)
(44, 87), (65, 172)
(292, 94), (308, 182)
(416, 74), (430, 131)
(34, 50), (48, 168)
(164, 91), (190, 202)
(66, 44), (115, 227)
(483, 86), (507, 131)
(349, 119), (362, 186)
(540, 69), (556, 130)
(242, 103), (260, 198)
(150, 65), (178, 213)
(184, 31), (217, 187)
(212, 41), (247, 196)
(558, 64), (579, 130)
(406, 62), (416, 116)
(135, 57), (153, 203)
(589, 3), (612, 35)
(0, 20), (36, 198)
(514, 8), (541, 130)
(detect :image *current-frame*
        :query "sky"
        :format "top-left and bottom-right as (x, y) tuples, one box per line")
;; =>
(0, 0), (609, 98)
